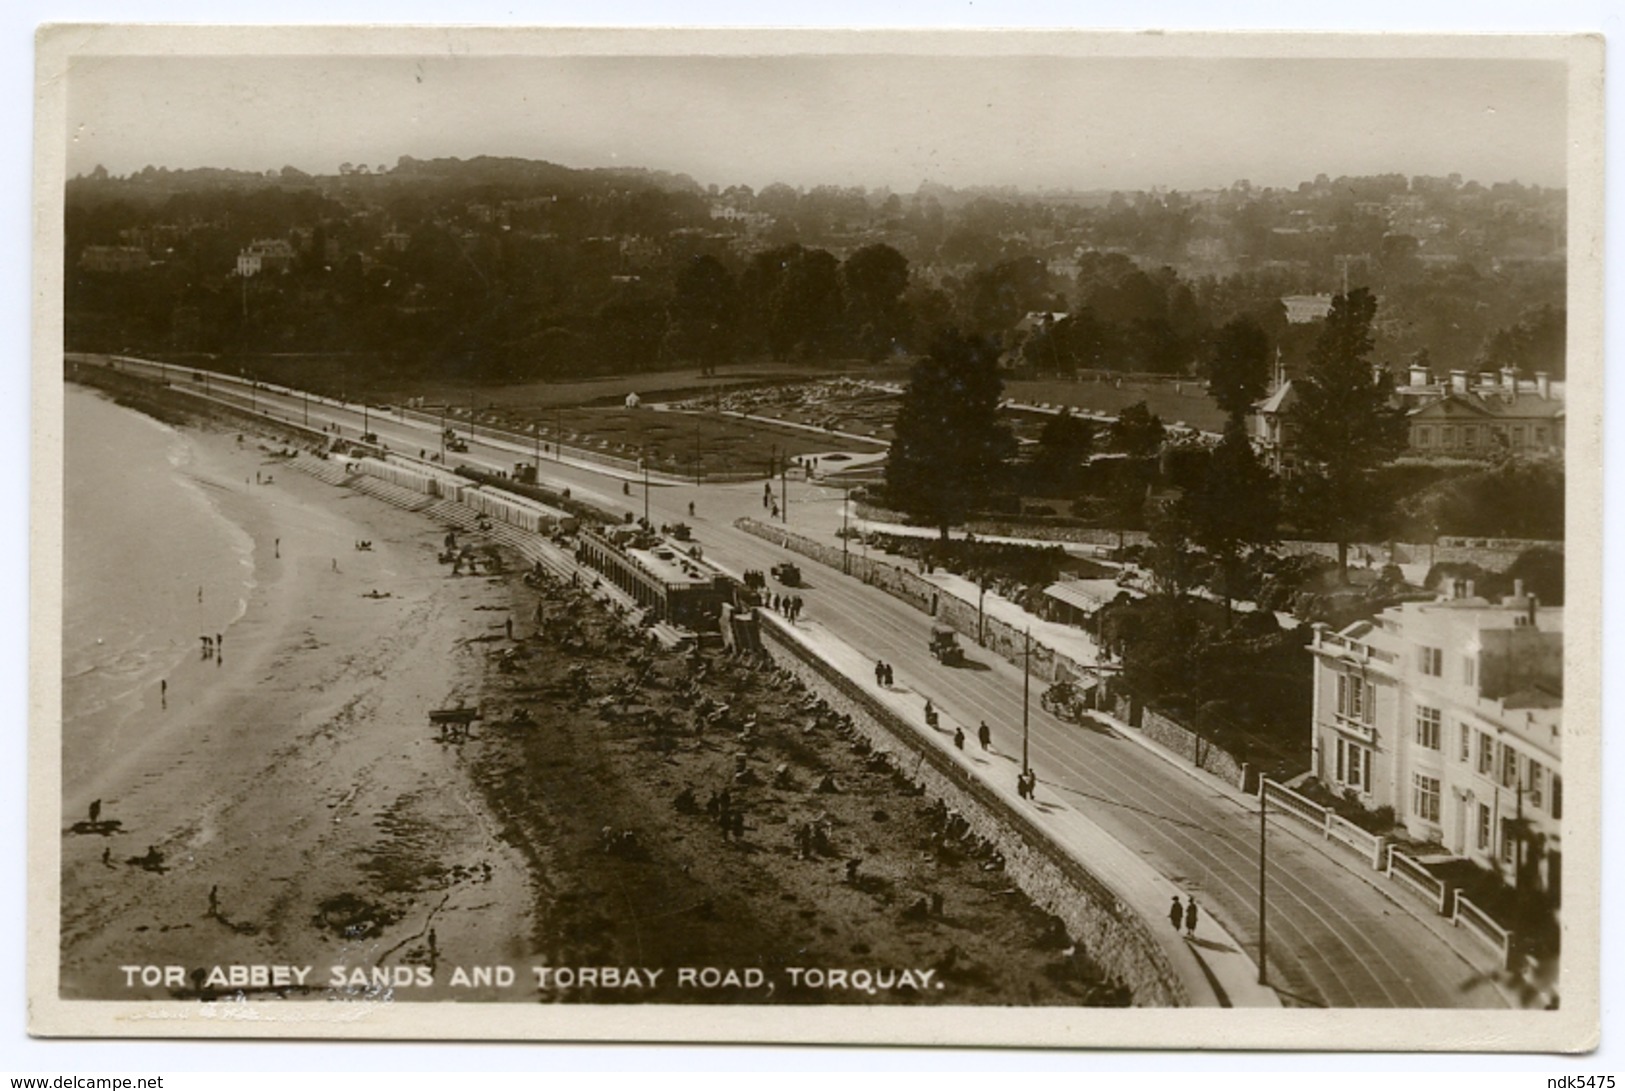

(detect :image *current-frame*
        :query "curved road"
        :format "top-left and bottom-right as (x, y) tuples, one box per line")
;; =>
(96, 361), (1508, 1008)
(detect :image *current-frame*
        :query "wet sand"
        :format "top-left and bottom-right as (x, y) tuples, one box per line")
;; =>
(60, 422), (535, 999)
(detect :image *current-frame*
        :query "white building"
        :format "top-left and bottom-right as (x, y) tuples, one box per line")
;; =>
(1308, 583), (1562, 899)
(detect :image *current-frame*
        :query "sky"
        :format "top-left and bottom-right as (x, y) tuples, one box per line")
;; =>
(64, 48), (1571, 193)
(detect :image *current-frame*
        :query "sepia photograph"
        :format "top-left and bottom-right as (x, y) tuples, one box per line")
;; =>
(27, 25), (1604, 1050)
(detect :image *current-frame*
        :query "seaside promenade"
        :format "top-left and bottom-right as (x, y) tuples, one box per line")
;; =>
(75, 359), (1519, 1009)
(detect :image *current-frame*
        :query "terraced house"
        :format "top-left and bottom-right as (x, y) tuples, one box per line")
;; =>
(1308, 582), (1562, 900)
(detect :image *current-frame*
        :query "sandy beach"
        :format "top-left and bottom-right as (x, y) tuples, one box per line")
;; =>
(60, 410), (536, 999)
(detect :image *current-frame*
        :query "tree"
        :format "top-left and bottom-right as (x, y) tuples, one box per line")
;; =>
(1203, 317), (1272, 421)
(1285, 288), (1409, 578)
(1108, 400), (1166, 456)
(1031, 408), (1097, 491)
(840, 243), (910, 360)
(1181, 420), (1279, 620)
(664, 255), (738, 374)
(886, 330), (1016, 538)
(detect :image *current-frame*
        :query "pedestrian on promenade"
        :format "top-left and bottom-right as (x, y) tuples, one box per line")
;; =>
(953, 726), (965, 750)
(160, 679), (167, 708)
(1168, 895), (1183, 932)
(1184, 898), (1199, 938)
(274, 538), (280, 559)
(883, 663), (894, 686)
(874, 659), (885, 686)
(977, 722), (991, 750)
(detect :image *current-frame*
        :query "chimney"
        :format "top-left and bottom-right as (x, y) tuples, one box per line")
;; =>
(1449, 369), (1469, 394)
(1409, 362), (1432, 387)
(1535, 371), (1551, 399)
(1477, 371), (1496, 390)
(1500, 367), (1518, 394)
(1513, 578), (1525, 599)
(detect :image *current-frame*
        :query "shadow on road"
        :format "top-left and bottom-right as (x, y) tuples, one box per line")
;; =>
(1050, 779), (1211, 832)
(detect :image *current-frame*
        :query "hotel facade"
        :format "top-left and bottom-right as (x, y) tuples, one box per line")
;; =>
(1308, 584), (1562, 899)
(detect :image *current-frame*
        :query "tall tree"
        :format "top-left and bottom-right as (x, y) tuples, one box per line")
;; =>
(1181, 420), (1279, 621)
(1285, 288), (1409, 578)
(1108, 400), (1166, 457)
(1203, 317), (1272, 421)
(886, 330), (1016, 539)
(1031, 407), (1097, 492)
(840, 243), (911, 360)
(664, 255), (738, 374)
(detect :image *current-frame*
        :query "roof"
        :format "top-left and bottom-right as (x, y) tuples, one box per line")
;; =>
(1408, 392), (1565, 422)
(1043, 578), (1135, 613)
(1257, 380), (1296, 415)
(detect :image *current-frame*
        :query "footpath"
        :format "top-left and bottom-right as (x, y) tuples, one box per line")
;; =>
(754, 609), (1280, 1008)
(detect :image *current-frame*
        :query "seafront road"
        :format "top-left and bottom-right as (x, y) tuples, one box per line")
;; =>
(93, 361), (1511, 1009)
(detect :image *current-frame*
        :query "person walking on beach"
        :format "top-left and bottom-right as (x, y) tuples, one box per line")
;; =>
(977, 721), (991, 750)
(1168, 895), (1183, 932)
(274, 538), (280, 559)
(1184, 897), (1199, 938)
(332, 558), (339, 573)
(953, 726), (965, 750)
(160, 679), (167, 708)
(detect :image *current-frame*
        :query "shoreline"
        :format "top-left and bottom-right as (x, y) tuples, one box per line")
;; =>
(60, 398), (536, 999)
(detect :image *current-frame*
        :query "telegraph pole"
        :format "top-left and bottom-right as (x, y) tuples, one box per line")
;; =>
(1022, 628), (1032, 776)
(1258, 777), (1269, 986)
(841, 485), (851, 575)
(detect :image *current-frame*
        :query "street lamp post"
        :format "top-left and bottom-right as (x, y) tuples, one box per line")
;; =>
(440, 404), (447, 462)
(642, 455), (651, 526)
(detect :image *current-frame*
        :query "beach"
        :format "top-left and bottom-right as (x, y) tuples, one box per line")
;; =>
(60, 388), (535, 999)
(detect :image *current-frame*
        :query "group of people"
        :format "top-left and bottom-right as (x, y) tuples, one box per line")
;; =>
(1016, 769), (1038, 800)
(769, 593), (804, 621)
(872, 659), (895, 687)
(1169, 894), (1201, 938)
(198, 633), (224, 662)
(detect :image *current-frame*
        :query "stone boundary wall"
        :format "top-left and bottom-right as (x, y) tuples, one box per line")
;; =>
(1138, 708), (1247, 789)
(757, 618), (1189, 1007)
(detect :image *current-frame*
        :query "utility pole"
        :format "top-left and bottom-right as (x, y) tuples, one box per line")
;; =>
(440, 404), (447, 462)
(1258, 777), (1269, 986)
(642, 456), (651, 526)
(1022, 628), (1032, 777)
(781, 459), (789, 524)
(841, 484), (851, 575)
(555, 405), (562, 461)
(303, 389), (309, 428)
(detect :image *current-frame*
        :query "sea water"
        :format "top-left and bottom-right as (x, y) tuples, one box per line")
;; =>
(62, 385), (255, 792)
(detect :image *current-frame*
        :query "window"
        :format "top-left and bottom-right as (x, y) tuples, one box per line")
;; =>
(1477, 803), (1491, 851)
(1502, 745), (1520, 789)
(1501, 826), (1518, 866)
(1335, 739), (1372, 792)
(1417, 427), (1432, 448)
(1459, 722), (1471, 762)
(1415, 706), (1441, 750)
(1535, 427), (1549, 444)
(1512, 426), (1526, 446)
(1463, 427), (1477, 448)
(1463, 655), (1477, 687)
(1552, 775), (1563, 820)
(1418, 646), (1442, 676)
(1478, 731), (1494, 774)
(1336, 673), (1374, 724)
(1529, 762), (1545, 810)
(1443, 425), (1456, 446)
(1412, 774), (1441, 823)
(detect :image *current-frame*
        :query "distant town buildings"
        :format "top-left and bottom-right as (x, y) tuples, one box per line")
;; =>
(1309, 584), (1562, 898)
(1397, 365), (1565, 456)
(1281, 294), (1335, 324)
(78, 245), (150, 274)
(235, 238), (297, 277)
